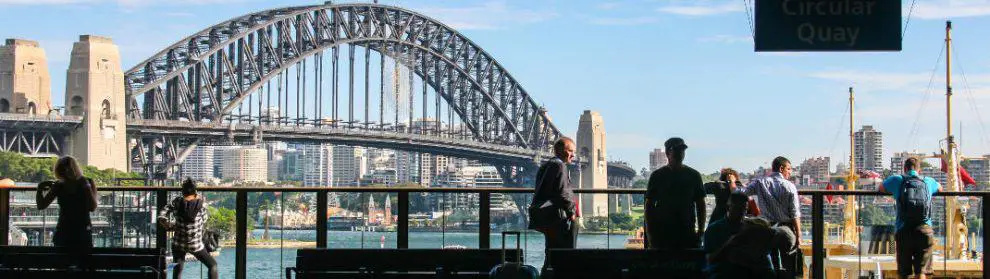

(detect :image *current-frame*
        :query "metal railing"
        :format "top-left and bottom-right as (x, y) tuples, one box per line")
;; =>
(1, 186), (987, 279)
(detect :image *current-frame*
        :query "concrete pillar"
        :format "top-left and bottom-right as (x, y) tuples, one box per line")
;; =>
(0, 39), (52, 115)
(576, 110), (608, 217)
(65, 35), (127, 171)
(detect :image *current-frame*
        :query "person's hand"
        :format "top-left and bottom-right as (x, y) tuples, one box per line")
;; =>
(38, 181), (55, 191)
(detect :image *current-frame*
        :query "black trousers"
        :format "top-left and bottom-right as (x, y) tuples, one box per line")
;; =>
(172, 246), (218, 279)
(541, 219), (578, 274)
(769, 223), (802, 279)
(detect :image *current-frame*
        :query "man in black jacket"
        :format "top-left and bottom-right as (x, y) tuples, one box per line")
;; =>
(531, 137), (578, 250)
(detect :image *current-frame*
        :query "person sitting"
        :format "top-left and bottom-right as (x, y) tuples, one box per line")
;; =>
(703, 192), (749, 278)
(709, 217), (796, 279)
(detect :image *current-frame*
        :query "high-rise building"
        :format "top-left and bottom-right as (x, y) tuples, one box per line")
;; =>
(798, 157), (830, 184)
(180, 146), (215, 182)
(301, 144), (333, 187)
(281, 148), (302, 181)
(332, 145), (366, 186)
(891, 151), (926, 173)
(395, 151), (420, 184)
(649, 148), (667, 172)
(962, 155), (990, 187)
(212, 146), (239, 179)
(266, 142), (287, 182)
(221, 147), (268, 182)
(418, 154), (449, 187)
(854, 125), (884, 172)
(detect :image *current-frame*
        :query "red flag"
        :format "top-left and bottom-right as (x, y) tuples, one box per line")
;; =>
(824, 183), (834, 204)
(941, 158), (977, 186)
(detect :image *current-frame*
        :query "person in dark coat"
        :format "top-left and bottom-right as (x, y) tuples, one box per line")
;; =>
(36, 156), (98, 264)
(530, 137), (578, 272)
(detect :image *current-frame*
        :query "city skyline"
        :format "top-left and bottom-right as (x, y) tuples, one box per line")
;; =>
(2, 0), (990, 174)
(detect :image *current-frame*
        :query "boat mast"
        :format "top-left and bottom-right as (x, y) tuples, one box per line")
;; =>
(944, 20), (964, 259)
(844, 87), (858, 244)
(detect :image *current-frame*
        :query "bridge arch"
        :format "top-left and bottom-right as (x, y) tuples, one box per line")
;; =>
(124, 3), (560, 151)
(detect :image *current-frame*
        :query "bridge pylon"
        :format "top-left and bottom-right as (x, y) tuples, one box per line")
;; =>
(0, 39), (52, 115)
(65, 35), (127, 171)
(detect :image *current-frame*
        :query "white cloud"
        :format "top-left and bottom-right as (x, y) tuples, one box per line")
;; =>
(657, 2), (743, 16)
(0, 0), (92, 4)
(596, 2), (622, 10)
(699, 34), (752, 44)
(164, 12), (195, 17)
(588, 16), (658, 26)
(0, 0), (244, 6)
(415, 1), (557, 30)
(912, 0), (990, 19)
(807, 69), (990, 93)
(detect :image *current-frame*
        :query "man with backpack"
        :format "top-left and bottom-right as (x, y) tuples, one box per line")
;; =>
(880, 157), (941, 279)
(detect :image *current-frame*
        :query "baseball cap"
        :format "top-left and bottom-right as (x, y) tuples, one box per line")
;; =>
(664, 137), (688, 151)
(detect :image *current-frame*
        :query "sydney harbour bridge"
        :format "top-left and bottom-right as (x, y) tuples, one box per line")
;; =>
(0, 2), (636, 187)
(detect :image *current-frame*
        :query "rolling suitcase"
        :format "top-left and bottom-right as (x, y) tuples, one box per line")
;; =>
(489, 231), (539, 279)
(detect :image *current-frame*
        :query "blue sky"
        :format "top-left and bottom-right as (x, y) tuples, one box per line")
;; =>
(2, 0), (990, 174)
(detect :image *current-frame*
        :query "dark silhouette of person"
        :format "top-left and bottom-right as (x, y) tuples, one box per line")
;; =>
(530, 137), (578, 272)
(645, 137), (706, 249)
(705, 192), (761, 278)
(36, 156), (98, 265)
(705, 168), (760, 226)
(159, 179), (218, 279)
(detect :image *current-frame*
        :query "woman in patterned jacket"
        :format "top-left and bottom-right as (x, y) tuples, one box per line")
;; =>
(159, 178), (217, 279)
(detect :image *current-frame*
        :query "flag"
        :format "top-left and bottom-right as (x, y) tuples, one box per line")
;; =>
(941, 158), (977, 186)
(824, 183), (834, 204)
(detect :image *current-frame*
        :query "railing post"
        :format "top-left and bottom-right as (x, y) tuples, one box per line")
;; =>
(812, 193), (824, 279)
(236, 191), (247, 279)
(398, 191), (408, 249)
(0, 188), (9, 245)
(316, 190), (327, 248)
(155, 189), (167, 249)
(983, 193), (989, 275)
(479, 191), (490, 249)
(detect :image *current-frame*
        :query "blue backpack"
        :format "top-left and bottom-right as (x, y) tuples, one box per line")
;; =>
(898, 175), (931, 227)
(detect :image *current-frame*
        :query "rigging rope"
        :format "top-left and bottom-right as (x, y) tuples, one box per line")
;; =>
(827, 100), (849, 160)
(742, 0), (755, 37)
(949, 45), (990, 152)
(902, 0), (920, 39)
(906, 43), (944, 149)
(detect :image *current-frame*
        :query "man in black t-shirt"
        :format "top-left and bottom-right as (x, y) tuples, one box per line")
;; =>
(645, 137), (706, 249)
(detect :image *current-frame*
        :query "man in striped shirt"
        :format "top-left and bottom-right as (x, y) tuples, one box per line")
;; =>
(743, 156), (801, 277)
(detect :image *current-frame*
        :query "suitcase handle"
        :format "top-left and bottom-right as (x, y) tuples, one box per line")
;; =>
(501, 231), (522, 264)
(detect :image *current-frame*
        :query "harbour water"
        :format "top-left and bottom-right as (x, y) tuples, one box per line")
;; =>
(169, 229), (632, 279)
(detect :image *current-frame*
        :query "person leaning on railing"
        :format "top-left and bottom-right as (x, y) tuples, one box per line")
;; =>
(35, 156), (98, 263)
(158, 178), (218, 279)
(879, 157), (941, 279)
(528, 137), (578, 274)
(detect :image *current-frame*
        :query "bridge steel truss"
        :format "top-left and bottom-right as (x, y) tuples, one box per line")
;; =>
(0, 114), (81, 157)
(123, 3), (561, 184)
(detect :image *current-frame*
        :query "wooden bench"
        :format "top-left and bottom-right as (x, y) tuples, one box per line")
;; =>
(0, 246), (166, 279)
(286, 248), (521, 279)
(544, 249), (706, 279)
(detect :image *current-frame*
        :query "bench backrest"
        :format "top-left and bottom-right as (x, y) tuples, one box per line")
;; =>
(0, 246), (166, 271)
(295, 248), (520, 273)
(546, 249), (705, 279)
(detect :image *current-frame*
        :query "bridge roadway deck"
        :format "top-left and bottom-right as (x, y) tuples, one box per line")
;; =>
(128, 119), (552, 164)
(0, 113), (82, 130)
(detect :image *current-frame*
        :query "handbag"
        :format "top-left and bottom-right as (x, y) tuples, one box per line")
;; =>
(527, 200), (565, 230)
(202, 229), (220, 252)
